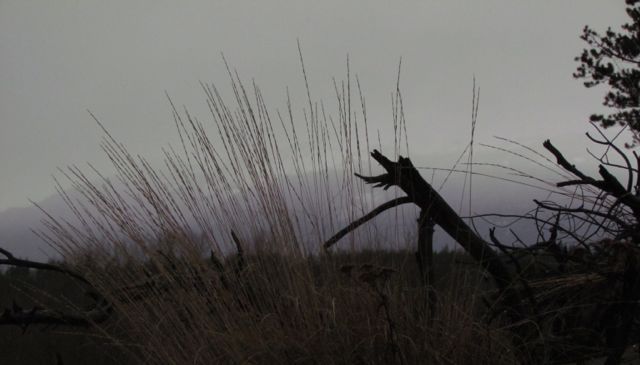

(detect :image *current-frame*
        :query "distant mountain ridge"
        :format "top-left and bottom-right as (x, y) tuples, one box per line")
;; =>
(0, 172), (547, 262)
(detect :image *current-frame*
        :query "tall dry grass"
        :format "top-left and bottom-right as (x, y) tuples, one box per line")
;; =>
(35, 56), (519, 364)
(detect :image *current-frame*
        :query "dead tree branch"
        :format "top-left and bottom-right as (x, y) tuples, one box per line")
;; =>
(0, 247), (89, 285)
(0, 245), (112, 329)
(323, 196), (412, 249)
(353, 150), (515, 291)
(544, 139), (640, 219)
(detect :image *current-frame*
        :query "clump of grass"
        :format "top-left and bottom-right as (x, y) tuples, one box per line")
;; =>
(36, 57), (517, 364)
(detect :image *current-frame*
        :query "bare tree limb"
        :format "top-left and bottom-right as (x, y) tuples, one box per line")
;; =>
(0, 245), (112, 329)
(586, 131), (634, 192)
(355, 150), (515, 292)
(544, 139), (640, 218)
(323, 197), (412, 249)
(533, 199), (629, 228)
(0, 247), (89, 285)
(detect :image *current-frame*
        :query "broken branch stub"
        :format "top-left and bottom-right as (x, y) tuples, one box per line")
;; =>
(354, 149), (515, 291)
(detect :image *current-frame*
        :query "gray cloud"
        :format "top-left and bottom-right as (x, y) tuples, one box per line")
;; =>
(0, 0), (629, 213)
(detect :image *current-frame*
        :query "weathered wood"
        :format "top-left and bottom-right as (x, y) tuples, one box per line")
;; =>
(355, 150), (515, 291)
(416, 209), (436, 321)
(416, 209), (435, 288)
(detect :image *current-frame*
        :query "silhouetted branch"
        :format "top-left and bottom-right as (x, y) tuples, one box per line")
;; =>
(585, 130), (634, 192)
(323, 197), (412, 249)
(0, 245), (112, 329)
(489, 228), (538, 315)
(0, 247), (89, 285)
(544, 139), (640, 218)
(355, 150), (517, 292)
(533, 199), (629, 228)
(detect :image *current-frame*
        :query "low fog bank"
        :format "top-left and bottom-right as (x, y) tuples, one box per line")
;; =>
(0, 159), (569, 262)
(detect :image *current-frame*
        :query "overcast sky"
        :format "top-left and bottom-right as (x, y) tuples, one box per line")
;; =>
(0, 1), (630, 212)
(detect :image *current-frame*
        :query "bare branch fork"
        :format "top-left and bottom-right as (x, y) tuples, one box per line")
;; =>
(325, 149), (516, 292)
(543, 139), (640, 222)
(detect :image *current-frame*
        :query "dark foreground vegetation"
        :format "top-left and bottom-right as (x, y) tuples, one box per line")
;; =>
(0, 249), (497, 365)
(0, 264), (128, 364)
